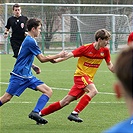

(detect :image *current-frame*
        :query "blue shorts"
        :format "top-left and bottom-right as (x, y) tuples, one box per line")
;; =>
(6, 74), (44, 96)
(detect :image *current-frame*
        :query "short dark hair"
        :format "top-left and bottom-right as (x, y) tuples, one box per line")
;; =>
(26, 18), (42, 31)
(13, 4), (20, 10)
(95, 29), (111, 41)
(114, 46), (133, 98)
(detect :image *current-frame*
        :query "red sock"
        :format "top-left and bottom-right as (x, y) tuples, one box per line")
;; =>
(74, 94), (91, 113)
(41, 101), (61, 116)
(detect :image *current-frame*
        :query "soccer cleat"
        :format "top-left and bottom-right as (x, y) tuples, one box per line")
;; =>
(68, 113), (83, 123)
(28, 111), (48, 124)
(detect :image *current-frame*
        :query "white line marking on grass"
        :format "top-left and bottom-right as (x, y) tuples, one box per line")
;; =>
(0, 82), (115, 95)
(52, 87), (115, 95)
(0, 82), (9, 84)
(8, 101), (125, 104)
(98, 92), (115, 95)
(1, 82), (123, 104)
(98, 70), (110, 72)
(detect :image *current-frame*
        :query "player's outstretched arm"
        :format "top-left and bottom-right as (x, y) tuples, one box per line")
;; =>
(50, 52), (74, 63)
(36, 50), (67, 63)
(107, 61), (114, 73)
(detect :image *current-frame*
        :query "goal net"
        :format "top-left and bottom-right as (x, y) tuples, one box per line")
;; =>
(62, 14), (131, 52)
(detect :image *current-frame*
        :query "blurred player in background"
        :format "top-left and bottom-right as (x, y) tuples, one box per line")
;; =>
(4, 3), (40, 74)
(103, 46), (133, 133)
(39, 29), (114, 123)
(0, 18), (67, 124)
(127, 32), (133, 46)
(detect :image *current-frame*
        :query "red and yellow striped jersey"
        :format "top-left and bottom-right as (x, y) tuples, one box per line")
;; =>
(72, 43), (111, 80)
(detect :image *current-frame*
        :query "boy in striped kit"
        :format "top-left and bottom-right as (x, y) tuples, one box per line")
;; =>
(40, 29), (114, 123)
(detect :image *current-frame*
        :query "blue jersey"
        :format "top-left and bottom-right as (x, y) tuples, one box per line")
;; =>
(11, 35), (41, 78)
(103, 116), (133, 133)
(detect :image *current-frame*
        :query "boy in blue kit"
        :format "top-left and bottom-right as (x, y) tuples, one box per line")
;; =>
(0, 18), (66, 124)
(4, 3), (41, 75)
(103, 46), (133, 133)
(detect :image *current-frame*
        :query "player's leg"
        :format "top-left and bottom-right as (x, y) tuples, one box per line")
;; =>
(28, 78), (52, 124)
(0, 92), (13, 106)
(33, 83), (52, 113)
(68, 83), (98, 122)
(10, 39), (21, 58)
(0, 75), (23, 106)
(40, 94), (76, 116)
(73, 83), (98, 114)
(67, 76), (98, 123)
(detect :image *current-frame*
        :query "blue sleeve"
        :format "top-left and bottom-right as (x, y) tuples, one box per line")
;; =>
(29, 40), (41, 56)
(103, 118), (133, 133)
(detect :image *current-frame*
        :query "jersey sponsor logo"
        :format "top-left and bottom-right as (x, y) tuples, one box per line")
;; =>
(21, 23), (24, 28)
(84, 62), (99, 68)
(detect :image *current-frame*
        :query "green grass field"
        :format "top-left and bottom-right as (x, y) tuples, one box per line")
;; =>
(0, 54), (128, 133)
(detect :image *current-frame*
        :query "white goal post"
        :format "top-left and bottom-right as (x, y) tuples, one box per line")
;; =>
(62, 14), (131, 53)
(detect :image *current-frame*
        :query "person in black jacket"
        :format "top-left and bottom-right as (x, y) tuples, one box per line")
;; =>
(4, 3), (28, 58)
(4, 3), (40, 74)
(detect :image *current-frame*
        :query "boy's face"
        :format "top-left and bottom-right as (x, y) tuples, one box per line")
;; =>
(33, 25), (42, 37)
(98, 38), (110, 47)
(13, 7), (21, 17)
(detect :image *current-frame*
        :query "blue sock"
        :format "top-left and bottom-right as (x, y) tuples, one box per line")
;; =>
(33, 94), (49, 113)
(0, 101), (3, 106)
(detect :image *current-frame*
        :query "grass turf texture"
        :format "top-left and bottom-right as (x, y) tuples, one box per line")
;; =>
(0, 54), (128, 133)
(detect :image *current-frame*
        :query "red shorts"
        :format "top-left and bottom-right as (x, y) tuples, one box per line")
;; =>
(68, 76), (93, 99)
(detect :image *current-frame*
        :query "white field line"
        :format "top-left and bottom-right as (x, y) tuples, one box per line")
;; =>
(0, 82), (115, 95)
(0, 81), (124, 104)
(7, 101), (125, 104)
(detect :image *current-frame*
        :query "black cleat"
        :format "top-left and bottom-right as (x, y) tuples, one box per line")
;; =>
(28, 111), (48, 124)
(68, 113), (83, 123)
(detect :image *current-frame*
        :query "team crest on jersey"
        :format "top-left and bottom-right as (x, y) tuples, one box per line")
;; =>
(100, 52), (104, 56)
(21, 23), (24, 28)
(88, 52), (93, 55)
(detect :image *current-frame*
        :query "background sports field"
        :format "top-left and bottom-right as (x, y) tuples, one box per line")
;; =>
(0, 54), (128, 133)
